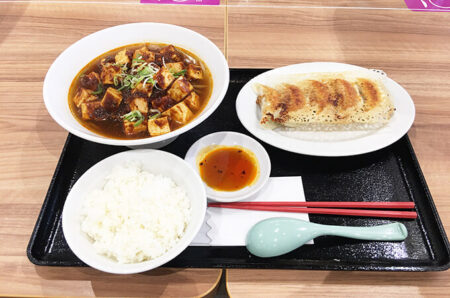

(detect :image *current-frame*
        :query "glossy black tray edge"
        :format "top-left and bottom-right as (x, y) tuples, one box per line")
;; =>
(400, 137), (450, 271)
(27, 69), (450, 271)
(27, 134), (74, 266)
(27, 135), (450, 271)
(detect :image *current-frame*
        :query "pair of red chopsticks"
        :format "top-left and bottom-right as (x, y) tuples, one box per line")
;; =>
(207, 201), (417, 219)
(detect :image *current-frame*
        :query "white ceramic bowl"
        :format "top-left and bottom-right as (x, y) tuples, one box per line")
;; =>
(62, 150), (206, 274)
(185, 131), (271, 202)
(44, 23), (229, 147)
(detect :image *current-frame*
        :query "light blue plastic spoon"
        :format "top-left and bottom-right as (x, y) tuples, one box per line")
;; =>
(246, 217), (408, 258)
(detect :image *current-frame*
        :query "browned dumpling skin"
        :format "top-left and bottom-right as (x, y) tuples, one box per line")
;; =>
(254, 71), (394, 128)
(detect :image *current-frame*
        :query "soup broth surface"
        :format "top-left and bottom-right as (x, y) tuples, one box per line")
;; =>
(69, 43), (213, 139)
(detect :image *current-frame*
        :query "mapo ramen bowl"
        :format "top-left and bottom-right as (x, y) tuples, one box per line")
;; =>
(43, 23), (229, 148)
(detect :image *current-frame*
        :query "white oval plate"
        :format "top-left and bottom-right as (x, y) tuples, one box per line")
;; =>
(62, 149), (206, 274)
(184, 131), (271, 202)
(236, 62), (415, 157)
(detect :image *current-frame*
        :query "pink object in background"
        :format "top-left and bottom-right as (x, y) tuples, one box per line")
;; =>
(404, 0), (450, 10)
(429, 0), (450, 7)
(141, 0), (220, 5)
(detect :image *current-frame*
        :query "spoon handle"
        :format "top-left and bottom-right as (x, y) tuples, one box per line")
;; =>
(316, 222), (408, 241)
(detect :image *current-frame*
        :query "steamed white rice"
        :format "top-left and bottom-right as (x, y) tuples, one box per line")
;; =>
(80, 162), (191, 264)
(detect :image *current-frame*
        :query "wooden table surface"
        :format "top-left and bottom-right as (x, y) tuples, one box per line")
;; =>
(1, 1), (449, 297)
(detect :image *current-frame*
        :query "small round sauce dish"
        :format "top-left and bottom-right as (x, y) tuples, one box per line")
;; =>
(185, 131), (271, 202)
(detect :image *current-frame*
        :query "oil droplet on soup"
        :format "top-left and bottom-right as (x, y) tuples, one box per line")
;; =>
(198, 146), (259, 191)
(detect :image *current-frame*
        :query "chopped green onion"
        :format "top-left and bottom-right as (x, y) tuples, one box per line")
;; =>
(92, 82), (103, 95)
(132, 55), (145, 66)
(132, 76), (145, 88)
(115, 54), (158, 91)
(138, 66), (152, 76)
(142, 77), (155, 88)
(172, 69), (187, 78)
(149, 112), (161, 120)
(117, 84), (128, 91)
(134, 63), (147, 74)
(134, 118), (143, 127)
(122, 110), (144, 127)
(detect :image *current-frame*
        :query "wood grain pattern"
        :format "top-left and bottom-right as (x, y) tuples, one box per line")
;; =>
(227, 0), (407, 8)
(1, 1), (450, 297)
(0, 0), (140, 2)
(0, 0), (403, 8)
(226, 269), (450, 297)
(226, 6), (450, 297)
(0, 0), (228, 4)
(0, 256), (222, 297)
(0, 2), (224, 297)
(228, 7), (450, 67)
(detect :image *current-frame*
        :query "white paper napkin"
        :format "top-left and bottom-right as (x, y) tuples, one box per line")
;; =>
(191, 176), (311, 246)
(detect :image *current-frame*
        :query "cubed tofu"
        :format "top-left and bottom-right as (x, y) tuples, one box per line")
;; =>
(115, 49), (130, 66)
(133, 46), (155, 63)
(162, 101), (193, 124)
(73, 87), (98, 107)
(152, 95), (176, 112)
(131, 81), (153, 98)
(183, 92), (201, 111)
(154, 66), (175, 90)
(166, 62), (184, 74)
(101, 87), (123, 111)
(129, 97), (149, 115)
(80, 72), (101, 91)
(160, 45), (183, 62)
(148, 116), (171, 137)
(167, 76), (194, 102)
(81, 101), (105, 120)
(100, 63), (121, 85)
(186, 64), (203, 80)
(123, 119), (147, 136)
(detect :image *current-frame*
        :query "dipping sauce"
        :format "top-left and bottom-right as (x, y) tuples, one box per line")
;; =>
(198, 146), (259, 191)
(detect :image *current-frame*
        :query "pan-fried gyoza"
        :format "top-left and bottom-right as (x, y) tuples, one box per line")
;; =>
(253, 71), (395, 130)
(69, 43), (212, 139)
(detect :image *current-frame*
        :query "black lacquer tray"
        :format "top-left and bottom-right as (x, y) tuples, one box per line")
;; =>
(27, 69), (450, 271)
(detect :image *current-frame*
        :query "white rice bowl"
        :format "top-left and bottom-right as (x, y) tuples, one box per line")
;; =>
(80, 163), (191, 264)
(62, 149), (206, 274)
